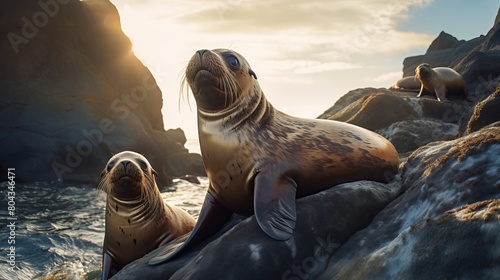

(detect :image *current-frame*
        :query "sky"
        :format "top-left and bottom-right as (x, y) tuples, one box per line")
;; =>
(109, 0), (499, 139)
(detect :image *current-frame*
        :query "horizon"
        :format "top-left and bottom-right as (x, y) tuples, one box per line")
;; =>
(110, 0), (499, 139)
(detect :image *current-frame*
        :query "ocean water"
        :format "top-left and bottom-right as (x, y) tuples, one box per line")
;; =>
(0, 140), (207, 280)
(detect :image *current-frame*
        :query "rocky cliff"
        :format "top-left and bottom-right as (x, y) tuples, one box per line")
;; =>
(115, 6), (500, 280)
(0, 0), (204, 185)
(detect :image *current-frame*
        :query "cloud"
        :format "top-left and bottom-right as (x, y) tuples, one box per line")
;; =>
(177, 0), (434, 34)
(372, 71), (403, 82)
(295, 61), (363, 74)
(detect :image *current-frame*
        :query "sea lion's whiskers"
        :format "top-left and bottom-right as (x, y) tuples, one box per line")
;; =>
(97, 176), (111, 194)
(179, 72), (192, 111)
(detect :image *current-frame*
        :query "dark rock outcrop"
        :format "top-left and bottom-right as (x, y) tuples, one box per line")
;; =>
(113, 181), (401, 280)
(0, 0), (204, 185)
(467, 85), (500, 133)
(319, 127), (500, 279)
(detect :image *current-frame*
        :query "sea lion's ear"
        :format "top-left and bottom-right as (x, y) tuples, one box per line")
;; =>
(249, 69), (257, 80)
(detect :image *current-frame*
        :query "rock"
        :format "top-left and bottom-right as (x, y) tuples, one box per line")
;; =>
(426, 31), (462, 52)
(317, 88), (380, 119)
(166, 128), (188, 146)
(323, 90), (419, 132)
(166, 153), (206, 178)
(467, 85), (500, 134)
(323, 199), (500, 280)
(113, 180), (401, 280)
(319, 88), (470, 154)
(378, 120), (458, 154)
(318, 127), (500, 279)
(0, 0), (200, 185)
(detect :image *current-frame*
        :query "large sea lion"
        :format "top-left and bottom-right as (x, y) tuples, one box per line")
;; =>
(415, 63), (468, 102)
(98, 151), (195, 279)
(149, 49), (400, 265)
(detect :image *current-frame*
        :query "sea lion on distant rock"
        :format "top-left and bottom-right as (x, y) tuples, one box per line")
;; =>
(389, 76), (421, 90)
(149, 49), (400, 265)
(98, 151), (195, 279)
(415, 63), (468, 102)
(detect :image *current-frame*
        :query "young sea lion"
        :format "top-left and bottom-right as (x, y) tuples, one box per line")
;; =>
(99, 151), (195, 279)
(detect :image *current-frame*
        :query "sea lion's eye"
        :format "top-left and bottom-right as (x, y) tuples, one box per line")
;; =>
(138, 160), (148, 171)
(107, 161), (115, 171)
(225, 55), (239, 68)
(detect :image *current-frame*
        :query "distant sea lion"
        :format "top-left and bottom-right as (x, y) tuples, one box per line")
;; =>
(99, 151), (195, 279)
(149, 49), (400, 265)
(415, 63), (468, 102)
(389, 76), (421, 90)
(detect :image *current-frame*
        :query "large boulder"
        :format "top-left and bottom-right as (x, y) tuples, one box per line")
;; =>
(318, 127), (500, 279)
(325, 91), (419, 132)
(0, 0), (203, 185)
(113, 181), (401, 279)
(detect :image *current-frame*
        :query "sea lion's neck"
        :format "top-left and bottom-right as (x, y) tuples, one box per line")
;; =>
(106, 195), (163, 222)
(197, 88), (274, 134)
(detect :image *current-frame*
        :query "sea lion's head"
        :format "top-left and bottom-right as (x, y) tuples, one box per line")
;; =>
(98, 151), (158, 201)
(184, 49), (258, 112)
(415, 63), (432, 79)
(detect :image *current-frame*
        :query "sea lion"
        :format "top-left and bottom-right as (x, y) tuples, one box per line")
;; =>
(389, 76), (421, 90)
(149, 49), (400, 265)
(415, 63), (468, 102)
(98, 151), (195, 279)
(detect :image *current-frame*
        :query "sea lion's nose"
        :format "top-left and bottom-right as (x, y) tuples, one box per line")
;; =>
(121, 160), (130, 169)
(197, 49), (208, 60)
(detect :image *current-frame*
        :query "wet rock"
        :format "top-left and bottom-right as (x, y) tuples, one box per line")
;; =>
(113, 181), (401, 280)
(318, 127), (500, 279)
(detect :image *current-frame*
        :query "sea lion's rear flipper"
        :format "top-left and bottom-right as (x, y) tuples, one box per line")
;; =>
(254, 172), (297, 240)
(149, 189), (232, 265)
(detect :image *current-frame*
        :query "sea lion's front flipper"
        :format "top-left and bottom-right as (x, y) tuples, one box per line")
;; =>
(101, 252), (116, 279)
(149, 189), (232, 265)
(435, 85), (450, 102)
(254, 172), (297, 240)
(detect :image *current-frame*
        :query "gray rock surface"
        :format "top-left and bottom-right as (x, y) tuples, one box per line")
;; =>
(318, 127), (500, 279)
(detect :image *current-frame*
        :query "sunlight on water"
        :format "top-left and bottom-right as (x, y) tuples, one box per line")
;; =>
(0, 176), (207, 280)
